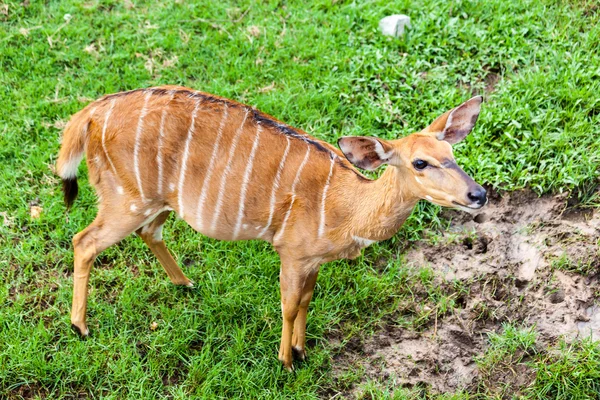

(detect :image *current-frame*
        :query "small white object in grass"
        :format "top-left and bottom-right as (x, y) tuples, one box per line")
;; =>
(379, 15), (411, 37)
(30, 205), (43, 219)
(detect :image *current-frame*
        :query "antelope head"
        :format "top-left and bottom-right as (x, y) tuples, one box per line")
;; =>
(339, 96), (487, 212)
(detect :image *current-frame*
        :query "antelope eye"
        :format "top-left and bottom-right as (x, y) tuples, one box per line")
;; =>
(413, 159), (428, 170)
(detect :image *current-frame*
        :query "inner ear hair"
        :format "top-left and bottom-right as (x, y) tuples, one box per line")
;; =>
(338, 136), (394, 171)
(436, 96), (483, 145)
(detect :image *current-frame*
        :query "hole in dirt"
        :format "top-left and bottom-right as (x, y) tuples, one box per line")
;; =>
(462, 237), (473, 250)
(474, 213), (488, 224)
(331, 189), (600, 395)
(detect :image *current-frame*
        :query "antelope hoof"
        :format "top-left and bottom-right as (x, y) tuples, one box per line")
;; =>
(279, 358), (294, 372)
(71, 322), (89, 337)
(174, 279), (194, 287)
(292, 346), (307, 361)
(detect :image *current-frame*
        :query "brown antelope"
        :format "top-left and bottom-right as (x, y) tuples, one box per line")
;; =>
(56, 86), (486, 370)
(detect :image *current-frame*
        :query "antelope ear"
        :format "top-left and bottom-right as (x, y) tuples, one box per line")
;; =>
(338, 136), (393, 170)
(427, 96), (483, 144)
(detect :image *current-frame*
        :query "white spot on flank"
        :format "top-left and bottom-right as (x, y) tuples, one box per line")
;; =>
(318, 155), (335, 238)
(133, 91), (152, 203)
(177, 98), (202, 218)
(117, 186), (124, 195)
(259, 136), (291, 238)
(353, 235), (377, 248)
(144, 209), (153, 216)
(425, 195), (433, 201)
(196, 105), (229, 230)
(273, 143), (311, 243)
(130, 204), (138, 212)
(233, 123), (262, 239)
(211, 109), (250, 233)
(156, 93), (175, 196)
(101, 98), (118, 175)
(169, 183), (175, 192)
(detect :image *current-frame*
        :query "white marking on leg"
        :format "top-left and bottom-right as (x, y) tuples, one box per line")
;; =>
(259, 136), (291, 238)
(137, 206), (170, 233)
(177, 98), (202, 218)
(352, 235), (377, 248)
(233, 123), (262, 239)
(152, 224), (164, 242)
(156, 93), (175, 196)
(273, 143), (311, 242)
(195, 105), (229, 230)
(318, 155), (335, 238)
(210, 109), (250, 233)
(101, 98), (118, 175)
(133, 92), (152, 203)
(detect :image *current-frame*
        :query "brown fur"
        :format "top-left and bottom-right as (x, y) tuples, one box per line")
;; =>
(56, 86), (485, 370)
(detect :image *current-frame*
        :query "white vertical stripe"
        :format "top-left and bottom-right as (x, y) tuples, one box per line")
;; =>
(318, 155), (335, 238)
(101, 98), (118, 176)
(275, 195), (296, 242)
(273, 143), (311, 242)
(210, 109), (250, 233)
(233, 123), (262, 239)
(258, 136), (291, 238)
(133, 91), (152, 203)
(156, 92), (175, 196)
(196, 105), (229, 230)
(177, 98), (202, 218)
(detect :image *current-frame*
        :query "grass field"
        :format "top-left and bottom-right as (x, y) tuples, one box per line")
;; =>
(1, 0), (600, 398)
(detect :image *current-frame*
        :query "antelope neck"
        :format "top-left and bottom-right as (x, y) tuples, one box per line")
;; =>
(349, 165), (419, 241)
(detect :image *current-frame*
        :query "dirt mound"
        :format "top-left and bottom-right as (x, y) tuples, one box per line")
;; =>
(331, 190), (600, 395)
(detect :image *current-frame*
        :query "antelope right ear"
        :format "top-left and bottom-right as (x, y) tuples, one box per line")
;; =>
(338, 136), (394, 171)
(426, 96), (483, 144)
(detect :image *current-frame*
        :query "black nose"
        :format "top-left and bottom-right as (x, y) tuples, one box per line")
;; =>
(467, 187), (487, 206)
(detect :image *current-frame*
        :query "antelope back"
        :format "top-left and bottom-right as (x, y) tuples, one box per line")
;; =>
(75, 86), (361, 243)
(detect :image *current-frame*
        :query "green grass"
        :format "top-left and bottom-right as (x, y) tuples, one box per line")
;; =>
(1, 0), (600, 398)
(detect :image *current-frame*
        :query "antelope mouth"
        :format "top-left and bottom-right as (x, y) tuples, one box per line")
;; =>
(452, 201), (485, 211)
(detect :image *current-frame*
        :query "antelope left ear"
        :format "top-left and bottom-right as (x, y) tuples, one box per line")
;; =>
(436, 96), (483, 144)
(338, 136), (394, 170)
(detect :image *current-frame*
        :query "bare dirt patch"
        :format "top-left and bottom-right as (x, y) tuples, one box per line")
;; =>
(331, 189), (600, 396)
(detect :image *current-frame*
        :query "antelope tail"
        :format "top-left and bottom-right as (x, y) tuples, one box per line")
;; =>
(55, 107), (95, 210)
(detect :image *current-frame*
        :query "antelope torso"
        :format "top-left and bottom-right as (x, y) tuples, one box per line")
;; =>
(83, 86), (372, 258)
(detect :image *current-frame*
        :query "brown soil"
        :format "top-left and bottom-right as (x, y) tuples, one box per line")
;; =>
(331, 189), (600, 396)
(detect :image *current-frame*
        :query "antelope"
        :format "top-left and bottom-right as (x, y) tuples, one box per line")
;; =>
(56, 86), (486, 371)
